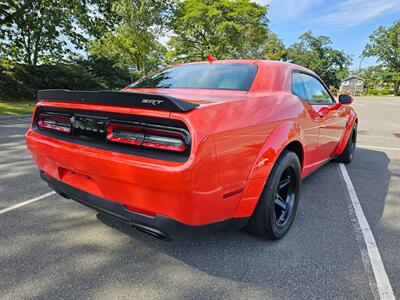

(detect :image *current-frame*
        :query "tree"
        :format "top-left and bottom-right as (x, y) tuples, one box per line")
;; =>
(263, 32), (286, 60)
(166, 0), (271, 62)
(88, 0), (172, 74)
(0, 0), (115, 66)
(360, 66), (382, 89)
(363, 20), (400, 95)
(286, 31), (351, 88)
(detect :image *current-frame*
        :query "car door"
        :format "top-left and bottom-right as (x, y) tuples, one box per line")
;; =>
(291, 72), (321, 171)
(300, 73), (347, 162)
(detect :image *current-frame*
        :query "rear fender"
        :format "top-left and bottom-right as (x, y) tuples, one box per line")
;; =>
(233, 121), (304, 218)
(335, 111), (357, 156)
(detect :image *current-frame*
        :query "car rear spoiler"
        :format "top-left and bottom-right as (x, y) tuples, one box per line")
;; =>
(37, 89), (199, 112)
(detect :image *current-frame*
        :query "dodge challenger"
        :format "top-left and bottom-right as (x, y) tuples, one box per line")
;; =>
(25, 60), (357, 240)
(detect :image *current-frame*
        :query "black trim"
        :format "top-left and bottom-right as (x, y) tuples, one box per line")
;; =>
(41, 172), (248, 240)
(32, 107), (191, 162)
(38, 89), (199, 112)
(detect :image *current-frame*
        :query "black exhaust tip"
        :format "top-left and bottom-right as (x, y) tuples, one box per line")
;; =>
(57, 191), (70, 199)
(134, 224), (169, 240)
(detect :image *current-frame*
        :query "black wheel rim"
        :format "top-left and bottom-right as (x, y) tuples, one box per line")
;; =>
(349, 128), (357, 160)
(274, 166), (297, 226)
(351, 128), (357, 151)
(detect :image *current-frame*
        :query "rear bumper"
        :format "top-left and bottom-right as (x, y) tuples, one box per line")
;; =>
(41, 172), (248, 240)
(26, 128), (243, 225)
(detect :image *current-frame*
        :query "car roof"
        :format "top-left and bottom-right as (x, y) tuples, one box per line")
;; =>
(175, 59), (316, 76)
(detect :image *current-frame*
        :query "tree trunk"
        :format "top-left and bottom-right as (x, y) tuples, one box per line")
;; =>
(395, 82), (400, 96)
(32, 8), (44, 67)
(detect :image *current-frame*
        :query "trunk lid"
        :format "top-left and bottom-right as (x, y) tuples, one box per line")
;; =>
(123, 88), (248, 106)
(38, 89), (199, 112)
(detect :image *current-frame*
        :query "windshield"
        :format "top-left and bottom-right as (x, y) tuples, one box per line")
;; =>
(130, 63), (257, 91)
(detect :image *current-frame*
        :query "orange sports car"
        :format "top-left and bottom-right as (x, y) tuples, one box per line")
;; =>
(26, 60), (357, 240)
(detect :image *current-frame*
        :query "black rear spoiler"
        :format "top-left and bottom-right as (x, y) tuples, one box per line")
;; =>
(37, 89), (199, 112)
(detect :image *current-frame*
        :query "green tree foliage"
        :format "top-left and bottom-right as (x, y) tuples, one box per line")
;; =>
(360, 66), (382, 89)
(263, 32), (286, 60)
(0, 0), (114, 66)
(3, 0), (395, 102)
(363, 20), (400, 95)
(166, 0), (272, 62)
(89, 0), (172, 74)
(0, 57), (129, 101)
(286, 31), (351, 88)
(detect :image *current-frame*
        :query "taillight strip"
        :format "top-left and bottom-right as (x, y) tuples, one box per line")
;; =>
(106, 123), (143, 146)
(106, 122), (189, 152)
(142, 140), (187, 152)
(37, 114), (71, 133)
(35, 110), (190, 154)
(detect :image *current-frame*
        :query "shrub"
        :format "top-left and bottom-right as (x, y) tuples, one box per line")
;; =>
(367, 88), (393, 96)
(0, 58), (131, 102)
(367, 88), (379, 95)
(379, 88), (392, 95)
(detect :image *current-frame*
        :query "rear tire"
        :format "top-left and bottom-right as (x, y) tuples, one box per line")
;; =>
(244, 150), (301, 240)
(336, 124), (357, 164)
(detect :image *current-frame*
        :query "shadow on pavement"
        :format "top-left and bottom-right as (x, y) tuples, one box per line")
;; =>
(0, 147), (394, 299)
(94, 152), (393, 299)
(347, 148), (391, 228)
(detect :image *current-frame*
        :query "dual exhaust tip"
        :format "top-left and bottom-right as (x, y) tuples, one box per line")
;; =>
(134, 225), (169, 240)
(54, 188), (169, 240)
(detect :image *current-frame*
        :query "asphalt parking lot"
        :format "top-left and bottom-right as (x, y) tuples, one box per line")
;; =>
(0, 96), (399, 299)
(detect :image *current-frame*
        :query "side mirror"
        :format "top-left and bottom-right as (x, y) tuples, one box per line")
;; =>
(338, 94), (353, 105)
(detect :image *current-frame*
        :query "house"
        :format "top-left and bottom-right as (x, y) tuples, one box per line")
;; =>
(339, 76), (364, 96)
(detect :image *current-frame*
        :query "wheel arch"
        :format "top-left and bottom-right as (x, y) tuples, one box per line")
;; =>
(285, 140), (304, 169)
(233, 121), (305, 218)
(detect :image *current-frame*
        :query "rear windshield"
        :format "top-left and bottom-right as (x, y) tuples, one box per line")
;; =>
(130, 63), (257, 91)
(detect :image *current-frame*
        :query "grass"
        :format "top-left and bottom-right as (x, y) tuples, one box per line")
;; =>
(0, 101), (36, 116)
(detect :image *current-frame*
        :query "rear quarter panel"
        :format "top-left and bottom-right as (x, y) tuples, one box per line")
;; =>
(172, 90), (308, 217)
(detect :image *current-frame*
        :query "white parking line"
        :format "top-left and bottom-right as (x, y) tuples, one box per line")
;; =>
(383, 102), (399, 106)
(0, 191), (55, 215)
(339, 164), (395, 300)
(358, 145), (400, 151)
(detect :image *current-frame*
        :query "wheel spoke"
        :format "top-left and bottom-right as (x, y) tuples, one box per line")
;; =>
(278, 176), (291, 190)
(277, 211), (286, 222)
(275, 194), (287, 210)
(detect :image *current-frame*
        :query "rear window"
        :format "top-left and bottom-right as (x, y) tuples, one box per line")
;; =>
(130, 63), (258, 91)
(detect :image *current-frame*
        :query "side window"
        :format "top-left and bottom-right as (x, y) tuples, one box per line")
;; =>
(291, 72), (307, 100)
(301, 73), (335, 105)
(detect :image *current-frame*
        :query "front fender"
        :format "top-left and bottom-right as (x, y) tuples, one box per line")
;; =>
(233, 121), (304, 218)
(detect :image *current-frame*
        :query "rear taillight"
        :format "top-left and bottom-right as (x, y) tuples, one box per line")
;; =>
(37, 113), (71, 133)
(106, 123), (143, 146)
(106, 122), (188, 152)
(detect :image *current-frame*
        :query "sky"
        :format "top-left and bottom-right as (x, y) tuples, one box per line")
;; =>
(255, 0), (400, 69)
